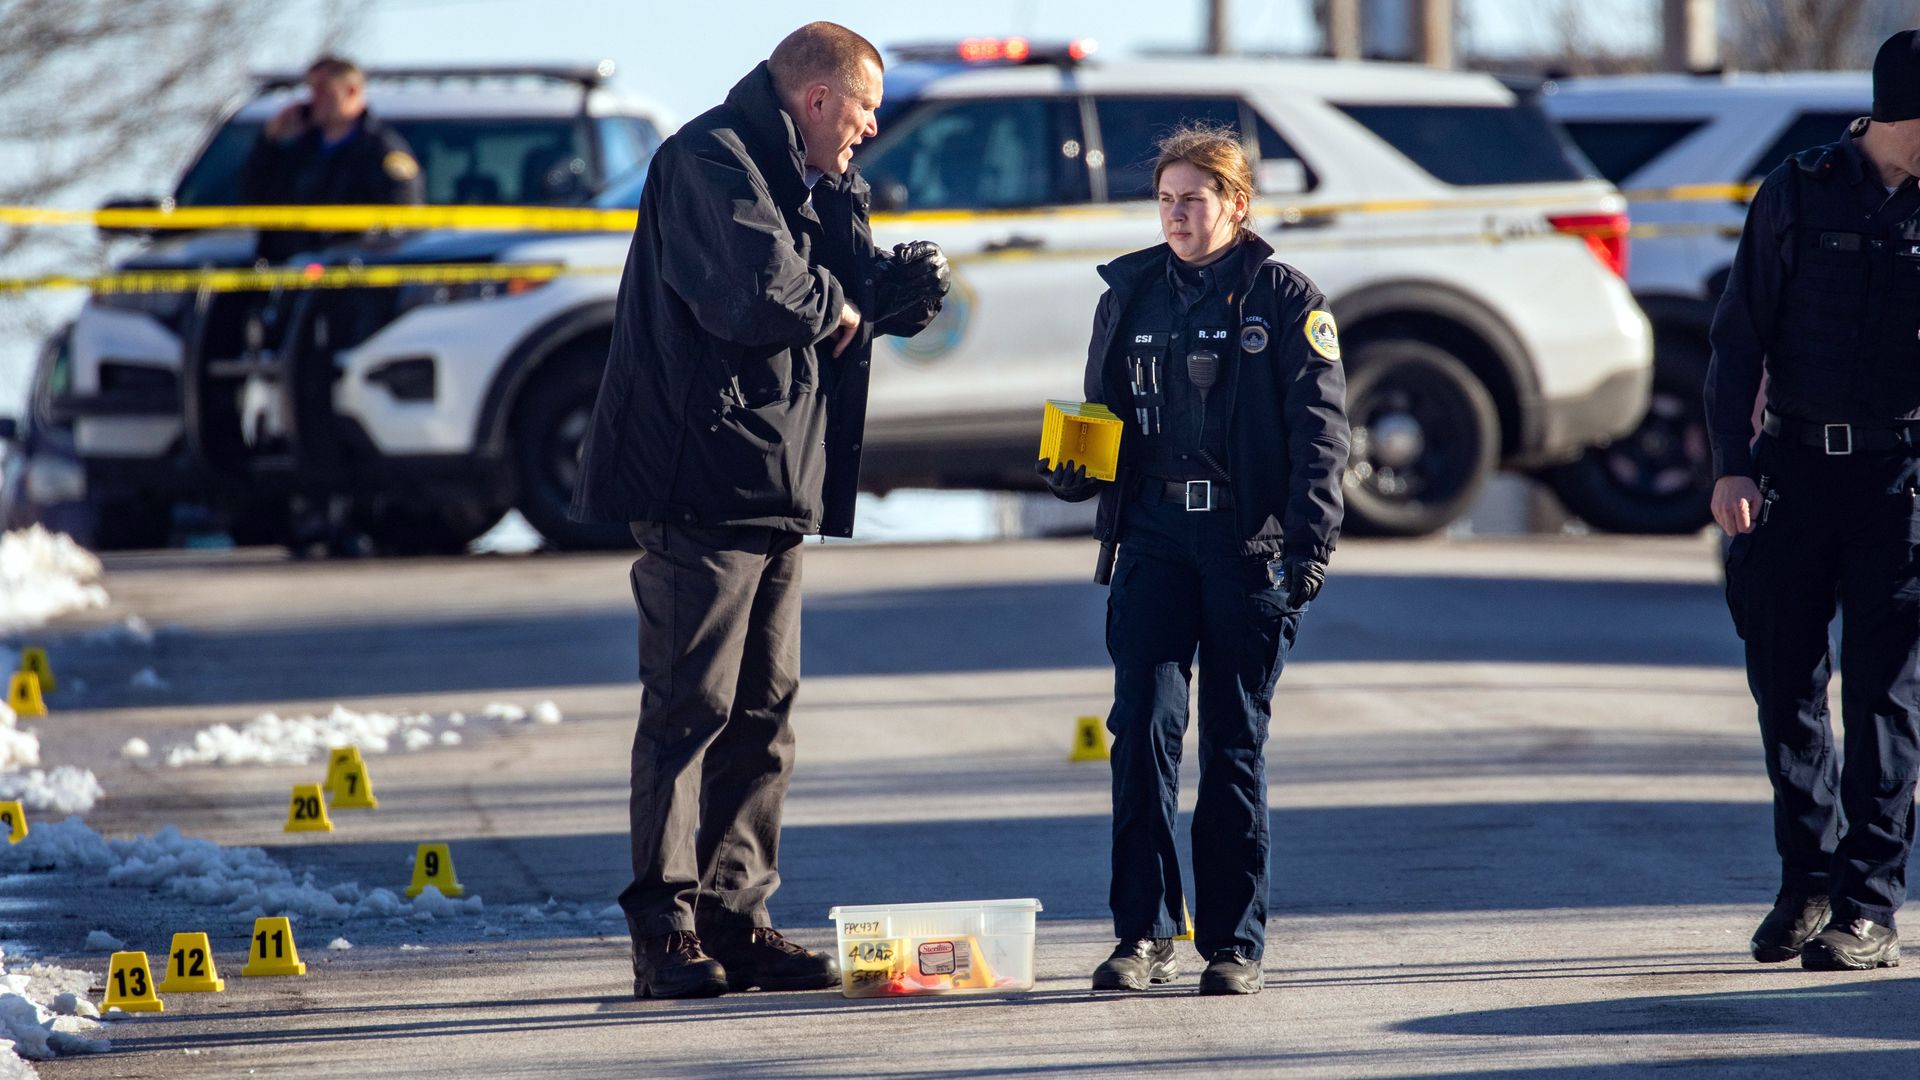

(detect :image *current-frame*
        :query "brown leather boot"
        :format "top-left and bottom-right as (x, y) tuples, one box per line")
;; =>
(631, 930), (728, 999)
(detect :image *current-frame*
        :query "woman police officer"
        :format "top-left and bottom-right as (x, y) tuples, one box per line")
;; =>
(1040, 124), (1350, 995)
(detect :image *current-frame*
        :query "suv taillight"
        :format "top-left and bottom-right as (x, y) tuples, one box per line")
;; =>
(1547, 212), (1630, 279)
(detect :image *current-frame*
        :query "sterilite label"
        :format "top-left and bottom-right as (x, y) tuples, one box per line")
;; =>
(918, 941), (955, 976)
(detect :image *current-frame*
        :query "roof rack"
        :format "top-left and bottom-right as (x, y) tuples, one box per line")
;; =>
(252, 62), (616, 92)
(890, 38), (1096, 67)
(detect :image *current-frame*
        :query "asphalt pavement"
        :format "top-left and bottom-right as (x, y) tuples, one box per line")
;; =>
(22, 534), (1920, 1078)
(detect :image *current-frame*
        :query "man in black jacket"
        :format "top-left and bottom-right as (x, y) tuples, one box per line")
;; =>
(238, 56), (425, 262)
(571, 22), (947, 999)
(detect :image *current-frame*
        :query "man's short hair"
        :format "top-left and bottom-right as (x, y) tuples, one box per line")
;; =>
(768, 22), (882, 97)
(306, 55), (365, 86)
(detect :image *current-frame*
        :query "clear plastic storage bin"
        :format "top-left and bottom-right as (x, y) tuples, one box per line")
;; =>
(828, 898), (1043, 998)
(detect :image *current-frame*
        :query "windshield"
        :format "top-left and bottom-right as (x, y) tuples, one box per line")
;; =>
(173, 116), (601, 206)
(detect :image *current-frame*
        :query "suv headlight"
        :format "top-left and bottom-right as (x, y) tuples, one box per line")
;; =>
(393, 272), (554, 316)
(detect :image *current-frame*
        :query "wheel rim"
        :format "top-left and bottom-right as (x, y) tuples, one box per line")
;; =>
(1597, 386), (1709, 502)
(1346, 365), (1484, 509)
(548, 404), (591, 496)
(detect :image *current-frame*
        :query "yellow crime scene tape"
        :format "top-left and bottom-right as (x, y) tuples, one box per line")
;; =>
(0, 261), (622, 297)
(0, 181), (1762, 295)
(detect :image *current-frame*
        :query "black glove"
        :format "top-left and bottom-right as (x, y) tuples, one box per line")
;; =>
(1283, 557), (1327, 607)
(1037, 457), (1099, 502)
(873, 240), (950, 323)
(891, 240), (950, 297)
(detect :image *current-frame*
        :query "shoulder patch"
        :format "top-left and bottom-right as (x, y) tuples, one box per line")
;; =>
(1303, 310), (1340, 362)
(383, 150), (420, 182)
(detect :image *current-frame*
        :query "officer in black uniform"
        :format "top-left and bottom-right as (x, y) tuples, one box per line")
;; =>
(1042, 125), (1349, 995)
(238, 55), (425, 262)
(1707, 29), (1920, 972)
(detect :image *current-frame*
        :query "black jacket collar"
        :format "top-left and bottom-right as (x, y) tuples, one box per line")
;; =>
(1098, 233), (1276, 307)
(725, 62), (811, 203)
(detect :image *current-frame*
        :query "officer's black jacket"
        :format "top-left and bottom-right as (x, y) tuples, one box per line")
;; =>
(1706, 117), (1920, 478)
(238, 111), (425, 262)
(570, 63), (937, 536)
(1073, 235), (1350, 561)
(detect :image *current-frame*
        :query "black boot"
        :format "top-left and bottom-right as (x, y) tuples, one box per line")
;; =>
(1197, 949), (1262, 996)
(632, 930), (729, 999)
(1801, 917), (1900, 971)
(1091, 938), (1177, 991)
(703, 927), (839, 991)
(1749, 890), (1831, 963)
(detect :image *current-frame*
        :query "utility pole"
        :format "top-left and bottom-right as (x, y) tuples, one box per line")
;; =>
(1661, 0), (1719, 72)
(1412, 0), (1455, 68)
(1207, 0), (1230, 55)
(1323, 0), (1362, 60)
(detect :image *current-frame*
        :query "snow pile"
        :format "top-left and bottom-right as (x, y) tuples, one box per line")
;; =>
(80, 932), (122, 953)
(162, 701), (567, 768)
(127, 669), (167, 691)
(0, 948), (109, 1070)
(117, 740), (149, 761)
(0, 819), (484, 924)
(0, 709), (39, 773)
(0, 528), (109, 635)
(0, 769), (104, 816)
(327, 938), (353, 951)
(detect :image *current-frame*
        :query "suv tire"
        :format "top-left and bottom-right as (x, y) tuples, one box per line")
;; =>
(359, 499), (503, 557)
(1548, 336), (1713, 535)
(90, 497), (172, 551)
(1342, 338), (1500, 537)
(511, 344), (629, 551)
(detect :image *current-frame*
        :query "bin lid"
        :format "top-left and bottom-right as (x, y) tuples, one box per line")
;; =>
(828, 898), (1043, 920)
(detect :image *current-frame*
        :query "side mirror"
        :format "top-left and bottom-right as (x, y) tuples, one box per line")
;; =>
(874, 182), (909, 214)
(98, 195), (164, 241)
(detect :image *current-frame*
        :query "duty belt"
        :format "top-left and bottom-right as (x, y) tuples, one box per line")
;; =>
(1149, 477), (1233, 511)
(1761, 410), (1920, 456)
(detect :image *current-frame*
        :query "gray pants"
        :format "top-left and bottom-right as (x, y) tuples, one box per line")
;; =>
(618, 521), (804, 937)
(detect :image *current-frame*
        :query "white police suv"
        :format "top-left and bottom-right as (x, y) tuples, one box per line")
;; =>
(1543, 72), (1869, 533)
(48, 64), (667, 548)
(178, 41), (1654, 549)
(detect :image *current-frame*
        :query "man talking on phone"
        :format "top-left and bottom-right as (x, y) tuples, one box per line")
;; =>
(238, 55), (424, 262)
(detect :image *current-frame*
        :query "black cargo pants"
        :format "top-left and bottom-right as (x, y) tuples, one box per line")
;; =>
(618, 521), (804, 938)
(1724, 432), (1920, 929)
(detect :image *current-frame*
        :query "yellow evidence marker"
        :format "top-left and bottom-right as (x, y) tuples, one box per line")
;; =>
(405, 842), (464, 898)
(1039, 400), (1124, 481)
(323, 746), (363, 791)
(241, 916), (306, 976)
(6, 672), (46, 718)
(328, 757), (378, 810)
(1069, 715), (1110, 763)
(18, 647), (54, 693)
(156, 931), (225, 993)
(284, 783), (333, 833)
(0, 801), (25, 844)
(1174, 900), (1194, 942)
(102, 951), (164, 1012)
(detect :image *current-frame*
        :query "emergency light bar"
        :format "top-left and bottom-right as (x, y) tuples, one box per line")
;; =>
(890, 38), (1097, 66)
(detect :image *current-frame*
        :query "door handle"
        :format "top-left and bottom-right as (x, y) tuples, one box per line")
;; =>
(983, 233), (1046, 253)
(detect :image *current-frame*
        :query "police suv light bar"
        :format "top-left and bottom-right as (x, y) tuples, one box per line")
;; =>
(252, 62), (616, 91)
(889, 38), (1097, 66)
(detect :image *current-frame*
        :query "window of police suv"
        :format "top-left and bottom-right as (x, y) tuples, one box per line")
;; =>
(1561, 119), (1706, 185)
(1094, 97), (1318, 199)
(172, 116), (626, 207)
(1335, 102), (1594, 186)
(856, 97), (1090, 211)
(1744, 111), (1863, 180)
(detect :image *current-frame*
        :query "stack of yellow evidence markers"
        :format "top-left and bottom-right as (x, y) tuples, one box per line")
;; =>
(8, 646), (54, 718)
(1039, 400), (1123, 481)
